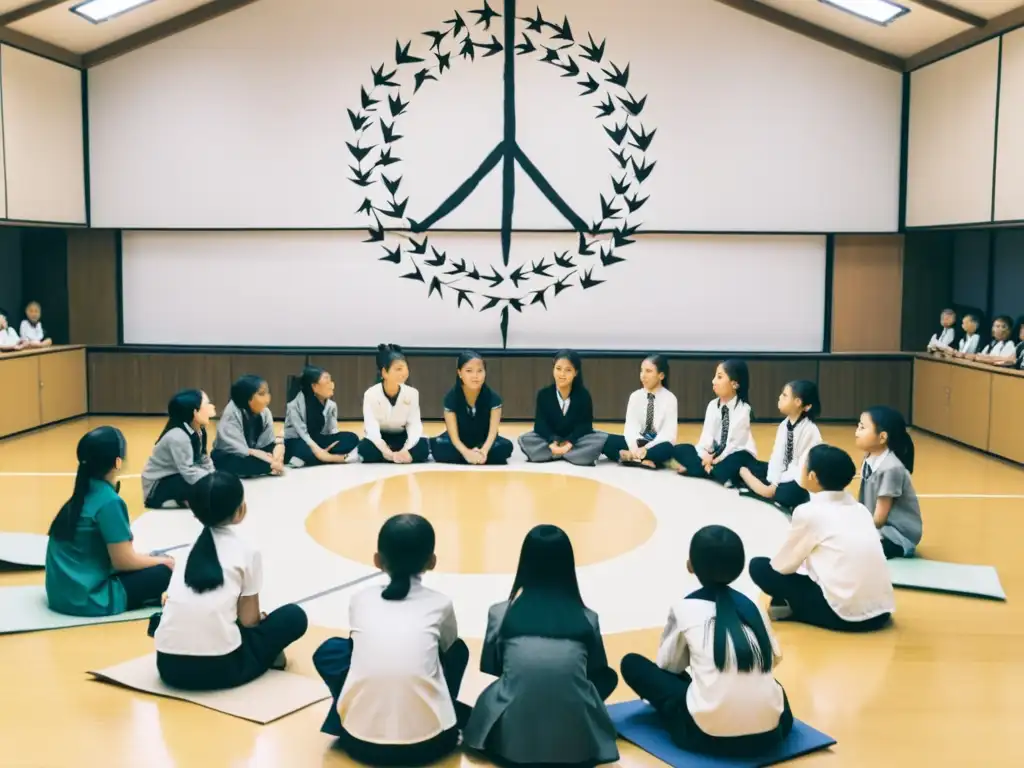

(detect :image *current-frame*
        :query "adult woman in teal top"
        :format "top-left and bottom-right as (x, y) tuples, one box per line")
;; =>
(45, 426), (175, 617)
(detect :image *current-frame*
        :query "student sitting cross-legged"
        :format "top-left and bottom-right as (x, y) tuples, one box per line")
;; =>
(463, 525), (620, 767)
(153, 472), (308, 690)
(601, 354), (677, 469)
(283, 366), (359, 467)
(210, 375), (285, 478)
(46, 426), (174, 616)
(620, 525), (793, 759)
(357, 344), (430, 464)
(518, 349), (609, 466)
(431, 350), (514, 465)
(748, 445), (894, 632)
(313, 514), (469, 767)
(141, 390), (216, 509)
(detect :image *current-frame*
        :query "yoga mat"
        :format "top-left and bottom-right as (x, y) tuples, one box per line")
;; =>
(888, 558), (1006, 600)
(0, 532), (47, 568)
(608, 700), (835, 767)
(89, 654), (331, 724)
(0, 586), (160, 634)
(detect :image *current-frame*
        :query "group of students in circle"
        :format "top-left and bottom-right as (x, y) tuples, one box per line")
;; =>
(40, 344), (922, 764)
(927, 307), (1024, 367)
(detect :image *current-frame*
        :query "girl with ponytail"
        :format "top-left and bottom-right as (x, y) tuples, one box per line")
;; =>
(855, 406), (922, 559)
(357, 344), (431, 464)
(141, 389), (216, 508)
(312, 514), (468, 765)
(621, 525), (792, 758)
(211, 374), (285, 477)
(154, 471), (308, 691)
(45, 427), (174, 617)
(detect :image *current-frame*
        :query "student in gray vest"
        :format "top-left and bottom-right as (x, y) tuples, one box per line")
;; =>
(283, 366), (358, 467)
(211, 375), (284, 478)
(142, 390), (216, 508)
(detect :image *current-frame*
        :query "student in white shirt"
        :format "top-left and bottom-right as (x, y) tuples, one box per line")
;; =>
(357, 344), (429, 464)
(601, 354), (678, 469)
(0, 307), (26, 351)
(738, 380), (822, 511)
(926, 308), (957, 351)
(620, 525), (792, 758)
(141, 390), (216, 508)
(19, 300), (52, 347)
(210, 375), (285, 478)
(674, 360), (757, 485)
(153, 472), (308, 690)
(970, 315), (1018, 364)
(313, 514), (468, 766)
(748, 445), (894, 632)
(946, 312), (981, 357)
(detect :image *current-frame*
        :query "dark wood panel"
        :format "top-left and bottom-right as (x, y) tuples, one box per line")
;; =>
(229, 354), (306, 420)
(88, 352), (232, 415)
(307, 355), (376, 420)
(586, 358), (639, 421)
(675, 359), (720, 420)
(407, 355), (454, 421)
(494, 357), (550, 420)
(902, 231), (953, 352)
(746, 360), (820, 418)
(20, 228), (68, 345)
(66, 229), (117, 345)
(818, 360), (912, 421)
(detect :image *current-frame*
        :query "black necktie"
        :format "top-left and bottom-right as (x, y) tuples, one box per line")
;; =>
(783, 421), (796, 470)
(714, 404), (730, 457)
(862, 462), (873, 481)
(643, 393), (655, 434)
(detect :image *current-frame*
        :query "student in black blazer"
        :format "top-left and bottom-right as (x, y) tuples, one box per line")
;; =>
(518, 350), (608, 466)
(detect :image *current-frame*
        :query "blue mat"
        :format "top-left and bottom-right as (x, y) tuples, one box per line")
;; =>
(608, 700), (835, 767)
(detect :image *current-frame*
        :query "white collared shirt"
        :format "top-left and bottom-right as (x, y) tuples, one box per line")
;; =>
(766, 418), (822, 485)
(338, 578), (459, 744)
(19, 320), (44, 342)
(980, 339), (1016, 357)
(863, 448), (889, 477)
(362, 383), (423, 452)
(695, 397), (757, 460)
(958, 334), (980, 354)
(770, 491), (895, 622)
(0, 326), (20, 346)
(623, 386), (678, 450)
(927, 327), (955, 349)
(556, 389), (570, 415)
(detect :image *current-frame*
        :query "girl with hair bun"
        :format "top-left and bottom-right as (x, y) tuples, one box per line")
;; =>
(357, 344), (430, 464)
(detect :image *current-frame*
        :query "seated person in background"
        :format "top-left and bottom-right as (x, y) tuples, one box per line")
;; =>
(154, 472), (308, 690)
(141, 390), (217, 508)
(970, 315), (1018, 365)
(748, 444), (894, 632)
(358, 344), (430, 464)
(283, 366), (359, 467)
(211, 375), (285, 478)
(0, 307), (26, 351)
(19, 300), (52, 347)
(431, 351), (514, 465)
(519, 349), (608, 466)
(926, 308), (957, 351)
(46, 426), (174, 616)
(1015, 317), (1024, 369)
(621, 525), (792, 758)
(947, 312), (981, 357)
(602, 354), (677, 469)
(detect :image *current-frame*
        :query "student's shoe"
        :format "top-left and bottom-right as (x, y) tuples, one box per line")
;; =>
(271, 652), (287, 670)
(768, 599), (793, 621)
(159, 500), (185, 509)
(288, 457), (305, 469)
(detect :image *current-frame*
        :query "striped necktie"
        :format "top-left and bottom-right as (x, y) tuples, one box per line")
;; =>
(713, 405), (730, 457)
(643, 393), (655, 434)
(783, 420), (796, 470)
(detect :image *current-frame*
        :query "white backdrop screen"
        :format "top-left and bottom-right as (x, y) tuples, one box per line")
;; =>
(122, 230), (826, 351)
(994, 28), (1024, 222)
(89, 0), (900, 232)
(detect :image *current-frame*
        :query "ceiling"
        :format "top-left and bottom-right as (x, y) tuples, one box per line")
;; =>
(0, 0), (1021, 70)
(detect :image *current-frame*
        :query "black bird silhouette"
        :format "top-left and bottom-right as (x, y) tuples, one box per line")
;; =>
(554, 251), (575, 269)
(364, 219), (384, 242)
(408, 237), (429, 254)
(380, 244), (403, 263)
(589, 220), (604, 235)
(395, 40), (424, 66)
(612, 173), (631, 196)
(446, 258), (468, 275)
(618, 91), (647, 117)
(613, 222), (640, 247)
(372, 63), (398, 88)
(414, 68), (437, 92)
(604, 122), (628, 146)
(541, 46), (562, 64)
(377, 197), (408, 219)
(445, 11), (467, 37)
(349, 165), (374, 186)
(625, 192), (649, 212)
(531, 287), (549, 308)
(348, 109), (369, 131)
(466, 264), (481, 280)
(480, 295), (502, 310)
(423, 29), (448, 52)
(549, 15), (573, 42)
(509, 265), (531, 287)
(531, 257), (553, 277)
(610, 148), (629, 168)
(425, 247), (446, 267)
(599, 194), (622, 221)
(595, 94), (616, 118)
(470, 1), (500, 30)
(600, 245), (626, 266)
(401, 261), (424, 282)
(380, 119), (403, 144)
(520, 6), (545, 32)
(602, 62), (630, 88)
(580, 33), (606, 63)
(428, 276), (444, 298)
(630, 156), (656, 183)
(477, 35), (503, 57)
(515, 33), (536, 55)
(435, 51), (451, 73)
(459, 35), (476, 60)
(553, 273), (575, 295)
(557, 56), (579, 78)
(388, 94), (408, 117)
(360, 86), (378, 111)
(628, 125), (656, 152)
(356, 198), (374, 215)
(507, 298), (525, 313)
(482, 266), (504, 287)
(578, 74), (599, 95)
(580, 268), (604, 289)
(346, 141), (375, 163)
(382, 174), (402, 196)
(578, 232), (596, 255)
(455, 288), (474, 308)
(375, 148), (400, 167)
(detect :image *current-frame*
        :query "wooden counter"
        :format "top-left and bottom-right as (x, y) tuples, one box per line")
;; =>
(0, 346), (87, 439)
(913, 354), (1024, 464)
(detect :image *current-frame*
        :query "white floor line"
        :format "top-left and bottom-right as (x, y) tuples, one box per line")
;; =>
(0, 472), (142, 479)
(918, 493), (1024, 499)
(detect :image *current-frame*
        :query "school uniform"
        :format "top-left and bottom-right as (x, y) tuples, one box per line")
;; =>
(45, 479), (171, 616)
(741, 417), (821, 510)
(978, 339), (1017, 358)
(0, 326), (21, 347)
(283, 393), (359, 467)
(357, 383), (430, 463)
(210, 401), (278, 478)
(958, 334), (980, 354)
(431, 384), (514, 465)
(154, 526), (308, 690)
(860, 450), (922, 559)
(749, 490), (895, 632)
(141, 425), (215, 508)
(927, 327), (956, 350)
(620, 589), (792, 758)
(463, 600), (620, 766)
(19, 319), (45, 343)
(674, 397), (757, 484)
(518, 384), (608, 466)
(602, 386), (678, 467)
(312, 578), (468, 766)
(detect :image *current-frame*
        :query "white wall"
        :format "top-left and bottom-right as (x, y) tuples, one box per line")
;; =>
(89, 0), (901, 232)
(0, 45), (85, 224)
(994, 28), (1024, 222)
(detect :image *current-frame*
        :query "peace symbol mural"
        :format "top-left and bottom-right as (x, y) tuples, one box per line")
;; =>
(345, 0), (655, 347)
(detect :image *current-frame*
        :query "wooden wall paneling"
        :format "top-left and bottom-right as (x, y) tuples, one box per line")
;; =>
(494, 357), (550, 420)
(229, 354), (307, 420)
(87, 352), (232, 414)
(0, 355), (40, 437)
(406, 355), (455, 421)
(901, 231), (954, 351)
(818, 360), (911, 421)
(988, 373), (1024, 463)
(947, 365), (992, 450)
(66, 229), (118, 345)
(746, 360), (819, 418)
(831, 235), (904, 352)
(675, 359), (720, 420)
(817, 361), (857, 421)
(586, 358), (639, 421)
(38, 348), (86, 425)
(912, 358), (952, 435)
(307, 355), (376, 420)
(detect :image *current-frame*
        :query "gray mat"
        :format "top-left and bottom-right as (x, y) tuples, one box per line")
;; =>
(0, 586), (160, 634)
(888, 558), (1006, 600)
(0, 532), (48, 568)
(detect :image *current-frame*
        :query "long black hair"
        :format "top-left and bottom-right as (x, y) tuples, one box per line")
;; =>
(502, 525), (593, 642)
(786, 379), (821, 422)
(553, 349), (585, 393)
(720, 359), (750, 407)
(230, 374), (267, 447)
(183, 471), (245, 594)
(376, 343), (407, 384)
(643, 353), (670, 390)
(689, 525), (773, 673)
(377, 514), (435, 600)
(288, 365), (328, 437)
(453, 350), (493, 410)
(158, 390), (207, 461)
(48, 426), (127, 541)
(864, 405), (915, 473)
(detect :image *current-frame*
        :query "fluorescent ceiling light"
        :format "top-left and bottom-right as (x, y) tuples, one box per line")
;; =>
(819, 0), (910, 26)
(70, 0), (159, 25)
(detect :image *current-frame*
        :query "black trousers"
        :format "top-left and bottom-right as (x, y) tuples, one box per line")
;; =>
(357, 431), (431, 463)
(674, 445), (751, 485)
(284, 431), (359, 465)
(431, 434), (514, 465)
(742, 459), (810, 510)
(211, 442), (278, 478)
(155, 604), (308, 690)
(748, 557), (891, 632)
(601, 434), (675, 467)
(620, 653), (793, 758)
(144, 474), (197, 508)
(116, 564), (172, 609)
(313, 636), (468, 766)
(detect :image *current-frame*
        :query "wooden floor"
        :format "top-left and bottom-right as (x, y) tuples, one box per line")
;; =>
(1, 417), (1023, 767)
